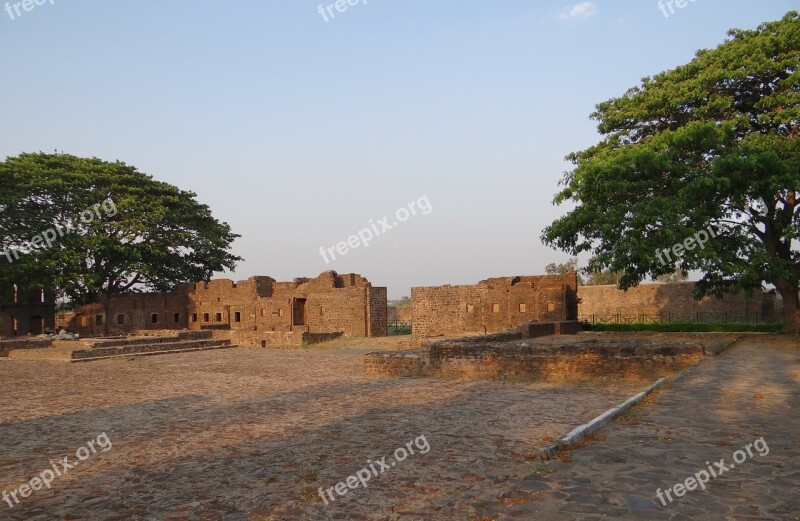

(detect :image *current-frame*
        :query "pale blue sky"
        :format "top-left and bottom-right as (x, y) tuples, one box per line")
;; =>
(1, 1), (796, 297)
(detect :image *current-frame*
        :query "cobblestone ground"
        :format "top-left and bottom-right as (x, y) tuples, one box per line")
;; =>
(0, 345), (641, 521)
(484, 336), (800, 521)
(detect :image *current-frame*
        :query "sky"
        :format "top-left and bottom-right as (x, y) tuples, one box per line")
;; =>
(1, 0), (796, 298)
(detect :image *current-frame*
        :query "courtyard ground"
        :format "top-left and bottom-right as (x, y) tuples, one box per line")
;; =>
(0, 335), (797, 520)
(0, 340), (639, 520)
(483, 335), (800, 520)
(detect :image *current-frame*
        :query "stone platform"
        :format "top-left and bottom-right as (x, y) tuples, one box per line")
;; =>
(1, 330), (235, 362)
(365, 331), (741, 381)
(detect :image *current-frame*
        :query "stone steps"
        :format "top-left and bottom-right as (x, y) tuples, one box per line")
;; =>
(7, 336), (235, 362)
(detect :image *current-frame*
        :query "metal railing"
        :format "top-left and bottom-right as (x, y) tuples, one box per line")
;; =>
(388, 320), (412, 335)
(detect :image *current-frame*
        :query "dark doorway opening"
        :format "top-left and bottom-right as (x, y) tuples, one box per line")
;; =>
(292, 298), (307, 326)
(29, 315), (44, 335)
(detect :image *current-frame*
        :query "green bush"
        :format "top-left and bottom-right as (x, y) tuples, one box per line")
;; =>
(388, 324), (412, 336)
(586, 322), (782, 333)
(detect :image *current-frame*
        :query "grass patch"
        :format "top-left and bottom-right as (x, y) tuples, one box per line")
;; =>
(388, 325), (412, 336)
(298, 487), (318, 501)
(296, 470), (318, 483)
(527, 462), (555, 476)
(586, 322), (782, 333)
(472, 499), (488, 510)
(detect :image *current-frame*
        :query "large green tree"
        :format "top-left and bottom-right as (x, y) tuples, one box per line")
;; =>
(542, 12), (800, 333)
(0, 152), (242, 307)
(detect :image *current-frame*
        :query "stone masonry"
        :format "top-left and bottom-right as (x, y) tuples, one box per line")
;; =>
(411, 272), (579, 338)
(67, 271), (387, 345)
(578, 282), (778, 322)
(0, 283), (56, 338)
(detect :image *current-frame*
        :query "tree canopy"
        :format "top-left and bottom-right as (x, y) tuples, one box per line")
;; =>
(0, 152), (242, 306)
(541, 12), (800, 332)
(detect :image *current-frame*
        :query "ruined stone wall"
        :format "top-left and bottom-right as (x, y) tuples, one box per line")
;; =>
(578, 283), (777, 322)
(68, 286), (192, 337)
(67, 271), (387, 339)
(0, 284), (56, 337)
(412, 273), (579, 338)
(368, 287), (388, 337)
(214, 329), (343, 348)
(0, 312), (11, 338)
(364, 341), (705, 381)
(189, 272), (384, 337)
(186, 277), (268, 332)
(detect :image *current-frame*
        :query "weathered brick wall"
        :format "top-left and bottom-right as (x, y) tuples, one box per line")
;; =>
(187, 277), (266, 332)
(412, 273), (579, 338)
(55, 312), (74, 330)
(67, 271), (387, 339)
(578, 283), (777, 321)
(368, 287), (388, 337)
(364, 340), (705, 381)
(0, 312), (11, 338)
(0, 338), (54, 356)
(186, 272), (383, 337)
(215, 329), (343, 348)
(0, 284), (56, 337)
(68, 286), (192, 337)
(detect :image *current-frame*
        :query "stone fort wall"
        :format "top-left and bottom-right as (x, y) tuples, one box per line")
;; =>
(412, 273), (579, 338)
(0, 284), (56, 338)
(578, 282), (777, 322)
(68, 271), (388, 341)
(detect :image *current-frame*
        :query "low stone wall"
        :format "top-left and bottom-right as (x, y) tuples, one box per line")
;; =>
(213, 330), (343, 348)
(83, 330), (212, 348)
(70, 338), (232, 361)
(0, 339), (54, 357)
(365, 330), (708, 381)
(365, 341), (704, 380)
(517, 321), (582, 337)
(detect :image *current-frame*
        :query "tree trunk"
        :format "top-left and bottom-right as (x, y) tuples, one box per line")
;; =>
(776, 280), (800, 334)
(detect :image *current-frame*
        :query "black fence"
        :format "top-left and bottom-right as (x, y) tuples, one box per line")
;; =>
(579, 313), (779, 325)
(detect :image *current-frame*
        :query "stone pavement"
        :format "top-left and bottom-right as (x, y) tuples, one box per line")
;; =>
(482, 336), (800, 521)
(0, 345), (641, 521)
